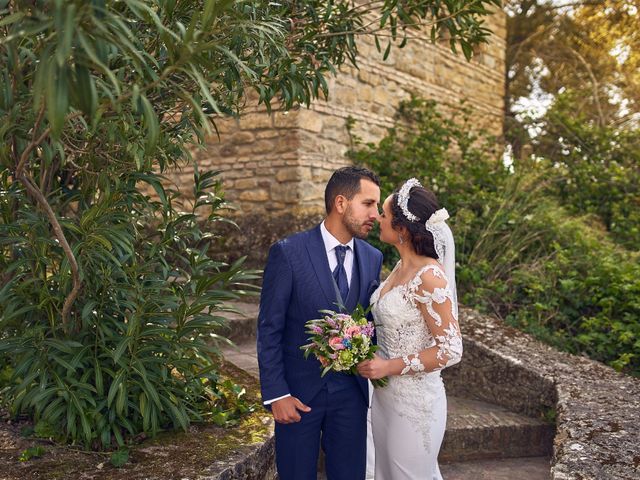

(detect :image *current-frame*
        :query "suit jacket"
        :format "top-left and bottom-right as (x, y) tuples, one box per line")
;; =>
(257, 224), (383, 405)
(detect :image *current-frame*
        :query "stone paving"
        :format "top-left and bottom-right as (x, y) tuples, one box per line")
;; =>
(221, 340), (260, 378)
(442, 396), (553, 462)
(440, 457), (551, 479)
(319, 458), (551, 480)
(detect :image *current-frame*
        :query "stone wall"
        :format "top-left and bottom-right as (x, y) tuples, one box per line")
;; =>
(447, 308), (640, 480)
(186, 8), (506, 217)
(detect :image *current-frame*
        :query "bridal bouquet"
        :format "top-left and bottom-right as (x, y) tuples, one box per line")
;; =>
(301, 305), (387, 387)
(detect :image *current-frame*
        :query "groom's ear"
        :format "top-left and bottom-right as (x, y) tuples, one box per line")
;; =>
(334, 194), (348, 214)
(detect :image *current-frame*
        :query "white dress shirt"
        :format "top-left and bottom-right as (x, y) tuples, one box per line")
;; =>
(320, 220), (354, 286)
(263, 222), (355, 405)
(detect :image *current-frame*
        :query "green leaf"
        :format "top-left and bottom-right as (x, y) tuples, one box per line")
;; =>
(56, 3), (76, 67)
(34, 421), (57, 439)
(0, 12), (25, 28)
(383, 42), (392, 61)
(110, 448), (129, 468)
(112, 336), (131, 365)
(461, 41), (473, 60)
(107, 371), (125, 407)
(73, 64), (97, 118)
(18, 446), (46, 462)
(140, 94), (159, 151)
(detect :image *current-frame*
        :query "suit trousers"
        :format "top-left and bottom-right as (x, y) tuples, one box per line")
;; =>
(274, 384), (368, 480)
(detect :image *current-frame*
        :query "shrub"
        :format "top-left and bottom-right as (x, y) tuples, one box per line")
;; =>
(531, 91), (640, 251)
(0, 169), (259, 448)
(349, 97), (640, 375)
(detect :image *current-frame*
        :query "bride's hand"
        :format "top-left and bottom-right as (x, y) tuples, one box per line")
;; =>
(357, 354), (389, 380)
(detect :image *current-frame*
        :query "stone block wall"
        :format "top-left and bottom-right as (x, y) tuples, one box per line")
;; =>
(187, 8), (507, 218)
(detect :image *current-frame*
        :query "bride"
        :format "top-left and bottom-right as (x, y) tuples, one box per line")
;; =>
(358, 178), (462, 480)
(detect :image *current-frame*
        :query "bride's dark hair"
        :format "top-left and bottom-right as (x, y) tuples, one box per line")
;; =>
(391, 186), (439, 258)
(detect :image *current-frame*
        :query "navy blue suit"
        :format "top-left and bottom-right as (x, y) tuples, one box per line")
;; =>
(257, 224), (383, 480)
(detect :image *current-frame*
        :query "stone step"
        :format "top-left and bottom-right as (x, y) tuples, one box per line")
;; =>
(221, 338), (260, 378)
(222, 339), (554, 462)
(216, 300), (259, 344)
(318, 456), (550, 480)
(219, 302), (554, 466)
(439, 456), (550, 480)
(442, 396), (554, 462)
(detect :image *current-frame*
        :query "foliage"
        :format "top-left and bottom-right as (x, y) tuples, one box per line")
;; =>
(209, 378), (256, 427)
(0, 361), (12, 389)
(533, 91), (640, 249)
(505, 0), (639, 131)
(0, 168), (260, 448)
(1, 0), (501, 449)
(349, 97), (640, 375)
(504, 0), (640, 195)
(110, 448), (129, 468)
(18, 446), (46, 462)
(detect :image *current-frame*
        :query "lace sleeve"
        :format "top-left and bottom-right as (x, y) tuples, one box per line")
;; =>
(413, 267), (462, 371)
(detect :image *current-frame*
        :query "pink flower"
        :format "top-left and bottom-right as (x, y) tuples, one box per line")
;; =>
(345, 326), (361, 337)
(329, 337), (346, 350)
(318, 356), (330, 367)
(360, 323), (375, 337)
(312, 326), (323, 334)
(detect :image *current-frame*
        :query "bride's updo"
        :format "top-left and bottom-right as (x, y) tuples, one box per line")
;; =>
(391, 184), (440, 259)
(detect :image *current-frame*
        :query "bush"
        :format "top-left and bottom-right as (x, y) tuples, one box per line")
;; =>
(0, 169), (259, 448)
(531, 91), (640, 251)
(349, 97), (640, 375)
(211, 212), (324, 269)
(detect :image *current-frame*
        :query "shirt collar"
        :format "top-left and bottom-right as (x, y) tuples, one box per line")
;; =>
(320, 220), (354, 254)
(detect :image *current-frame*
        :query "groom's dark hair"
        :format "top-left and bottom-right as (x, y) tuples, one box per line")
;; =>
(325, 166), (380, 214)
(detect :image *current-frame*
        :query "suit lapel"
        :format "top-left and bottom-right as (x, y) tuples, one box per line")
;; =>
(305, 225), (336, 306)
(353, 239), (369, 305)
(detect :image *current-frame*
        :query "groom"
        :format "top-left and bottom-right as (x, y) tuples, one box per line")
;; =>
(257, 166), (383, 480)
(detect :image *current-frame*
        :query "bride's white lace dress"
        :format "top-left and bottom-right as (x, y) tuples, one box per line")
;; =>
(370, 261), (463, 480)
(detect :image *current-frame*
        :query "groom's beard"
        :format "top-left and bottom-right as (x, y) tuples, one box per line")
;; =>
(343, 205), (372, 240)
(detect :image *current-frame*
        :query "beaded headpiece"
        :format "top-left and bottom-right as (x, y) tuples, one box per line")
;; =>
(396, 178), (422, 222)
(397, 178), (450, 264)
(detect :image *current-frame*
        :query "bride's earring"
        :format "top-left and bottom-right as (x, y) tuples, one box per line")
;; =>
(398, 234), (404, 245)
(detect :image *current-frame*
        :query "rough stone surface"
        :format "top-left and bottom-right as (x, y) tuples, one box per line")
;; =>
(211, 436), (275, 480)
(451, 308), (640, 480)
(222, 301), (260, 345)
(441, 396), (554, 462)
(440, 456), (551, 480)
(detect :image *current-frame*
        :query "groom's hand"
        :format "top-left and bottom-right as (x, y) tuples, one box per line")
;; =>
(271, 396), (311, 424)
